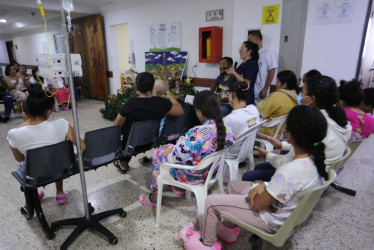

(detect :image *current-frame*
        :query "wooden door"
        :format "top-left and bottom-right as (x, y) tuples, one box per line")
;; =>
(69, 14), (108, 100)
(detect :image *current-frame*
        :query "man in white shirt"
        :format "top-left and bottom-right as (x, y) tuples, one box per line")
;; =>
(248, 30), (278, 104)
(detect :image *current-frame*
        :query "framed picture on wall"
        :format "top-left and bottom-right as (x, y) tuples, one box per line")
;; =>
(206, 9), (223, 21)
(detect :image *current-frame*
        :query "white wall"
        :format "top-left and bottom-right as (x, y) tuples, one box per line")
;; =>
(116, 24), (131, 75)
(0, 40), (9, 76)
(301, 0), (370, 83)
(103, 0), (234, 94)
(232, 0), (283, 65)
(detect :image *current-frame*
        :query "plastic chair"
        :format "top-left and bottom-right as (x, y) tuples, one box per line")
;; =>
(11, 140), (76, 239)
(224, 120), (267, 181)
(255, 115), (287, 151)
(156, 149), (226, 227)
(221, 168), (336, 249)
(328, 140), (363, 196)
(121, 120), (160, 158)
(51, 126), (127, 249)
(83, 125), (121, 170)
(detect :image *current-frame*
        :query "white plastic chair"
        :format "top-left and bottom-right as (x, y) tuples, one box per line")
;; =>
(224, 120), (267, 181)
(156, 149), (226, 227)
(255, 115), (287, 151)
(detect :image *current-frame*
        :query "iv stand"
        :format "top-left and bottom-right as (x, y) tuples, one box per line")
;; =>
(50, 3), (127, 249)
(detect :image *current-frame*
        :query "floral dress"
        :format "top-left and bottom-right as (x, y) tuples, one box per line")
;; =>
(151, 120), (235, 193)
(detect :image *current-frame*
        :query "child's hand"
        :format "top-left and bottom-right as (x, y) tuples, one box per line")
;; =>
(260, 133), (282, 148)
(253, 146), (268, 157)
(248, 183), (266, 206)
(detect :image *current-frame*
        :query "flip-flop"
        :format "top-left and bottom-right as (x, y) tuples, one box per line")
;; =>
(139, 193), (157, 207)
(56, 193), (68, 205)
(114, 160), (128, 174)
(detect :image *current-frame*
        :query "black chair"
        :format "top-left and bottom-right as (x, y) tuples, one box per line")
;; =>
(121, 120), (160, 158)
(72, 76), (91, 101)
(158, 111), (188, 146)
(51, 125), (127, 249)
(83, 125), (122, 170)
(11, 140), (77, 240)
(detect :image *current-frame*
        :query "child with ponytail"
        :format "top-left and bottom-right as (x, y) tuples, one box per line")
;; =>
(7, 84), (86, 205)
(139, 90), (235, 207)
(177, 105), (329, 250)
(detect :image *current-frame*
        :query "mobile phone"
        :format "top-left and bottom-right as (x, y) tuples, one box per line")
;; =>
(222, 67), (227, 70)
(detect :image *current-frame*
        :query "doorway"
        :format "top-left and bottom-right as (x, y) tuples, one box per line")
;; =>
(357, 0), (374, 88)
(6, 41), (16, 64)
(278, 0), (308, 77)
(115, 24), (131, 81)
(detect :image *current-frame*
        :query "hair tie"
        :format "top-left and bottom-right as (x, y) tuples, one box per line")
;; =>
(313, 142), (320, 146)
(332, 104), (336, 107)
(242, 82), (250, 91)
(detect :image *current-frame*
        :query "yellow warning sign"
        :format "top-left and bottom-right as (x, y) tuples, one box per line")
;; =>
(262, 4), (279, 25)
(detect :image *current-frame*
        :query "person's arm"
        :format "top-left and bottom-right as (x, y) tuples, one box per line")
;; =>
(114, 114), (127, 128)
(227, 66), (249, 83)
(166, 92), (183, 116)
(259, 68), (276, 98)
(248, 183), (275, 210)
(210, 85), (218, 92)
(5, 77), (17, 90)
(66, 124), (86, 151)
(9, 146), (25, 162)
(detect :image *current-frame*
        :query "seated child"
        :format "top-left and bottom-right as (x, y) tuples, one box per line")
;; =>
(177, 105), (329, 249)
(339, 80), (374, 141)
(360, 87), (374, 115)
(7, 84), (86, 205)
(139, 91), (235, 206)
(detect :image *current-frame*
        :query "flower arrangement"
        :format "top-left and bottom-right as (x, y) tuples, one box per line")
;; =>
(168, 76), (195, 97)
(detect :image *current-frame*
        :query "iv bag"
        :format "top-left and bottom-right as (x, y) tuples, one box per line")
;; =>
(62, 0), (74, 12)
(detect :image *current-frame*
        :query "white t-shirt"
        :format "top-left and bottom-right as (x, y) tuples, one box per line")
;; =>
(260, 157), (324, 231)
(223, 105), (260, 158)
(7, 118), (69, 156)
(254, 47), (278, 104)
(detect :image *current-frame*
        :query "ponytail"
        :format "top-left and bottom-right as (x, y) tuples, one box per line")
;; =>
(310, 142), (328, 180)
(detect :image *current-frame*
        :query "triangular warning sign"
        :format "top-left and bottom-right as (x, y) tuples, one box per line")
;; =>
(266, 12), (274, 22)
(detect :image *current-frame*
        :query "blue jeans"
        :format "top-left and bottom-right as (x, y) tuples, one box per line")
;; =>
(219, 103), (232, 117)
(242, 162), (276, 182)
(0, 93), (13, 116)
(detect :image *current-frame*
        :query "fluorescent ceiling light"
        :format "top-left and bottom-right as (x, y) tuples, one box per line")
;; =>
(0, 19), (7, 23)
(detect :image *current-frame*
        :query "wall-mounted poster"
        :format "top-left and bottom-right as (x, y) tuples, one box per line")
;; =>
(262, 5), (280, 25)
(149, 22), (181, 52)
(145, 51), (188, 79)
(334, 0), (355, 24)
(315, 2), (334, 25)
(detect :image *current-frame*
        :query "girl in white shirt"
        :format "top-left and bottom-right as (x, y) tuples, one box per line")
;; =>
(7, 84), (85, 205)
(176, 105), (329, 250)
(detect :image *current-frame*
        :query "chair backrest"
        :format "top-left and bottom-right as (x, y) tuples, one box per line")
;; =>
(83, 125), (121, 169)
(264, 115), (287, 138)
(25, 140), (76, 186)
(122, 120), (160, 157)
(233, 119), (267, 163)
(158, 110), (189, 145)
(270, 168), (336, 246)
(328, 146), (351, 172)
(196, 149), (226, 189)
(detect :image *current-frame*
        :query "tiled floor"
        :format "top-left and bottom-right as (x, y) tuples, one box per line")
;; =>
(0, 99), (373, 249)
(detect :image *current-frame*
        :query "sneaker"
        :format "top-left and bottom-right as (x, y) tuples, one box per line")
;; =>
(217, 222), (240, 243)
(139, 193), (157, 207)
(56, 193), (68, 205)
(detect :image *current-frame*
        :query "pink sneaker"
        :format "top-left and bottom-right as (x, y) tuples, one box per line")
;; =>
(139, 194), (157, 207)
(167, 185), (186, 197)
(176, 222), (221, 250)
(56, 193), (68, 205)
(217, 221), (240, 243)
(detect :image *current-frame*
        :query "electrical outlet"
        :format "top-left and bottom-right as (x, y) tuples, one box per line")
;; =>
(193, 63), (198, 69)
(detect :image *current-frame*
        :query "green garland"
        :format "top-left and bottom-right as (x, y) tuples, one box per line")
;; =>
(100, 85), (138, 121)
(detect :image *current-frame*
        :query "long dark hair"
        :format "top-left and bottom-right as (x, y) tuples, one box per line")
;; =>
(26, 84), (54, 119)
(286, 106), (328, 180)
(229, 81), (249, 102)
(277, 70), (297, 91)
(243, 41), (259, 62)
(193, 91), (226, 151)
(306, 75), (348, 128)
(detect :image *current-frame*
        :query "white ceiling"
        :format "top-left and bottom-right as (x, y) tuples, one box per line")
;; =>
(0, 0), (163, 37)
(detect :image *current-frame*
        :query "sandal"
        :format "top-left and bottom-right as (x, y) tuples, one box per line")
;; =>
(114, 160), (129, 174)
(139, 193), (157, 207)
(56, 193), (68, 205)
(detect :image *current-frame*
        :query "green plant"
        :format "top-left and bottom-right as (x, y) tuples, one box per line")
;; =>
(100, 85), (138, 121)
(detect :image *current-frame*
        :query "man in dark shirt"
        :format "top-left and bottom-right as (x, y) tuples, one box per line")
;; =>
(211, 57), (236, 116)
(114, 72), (183, 173)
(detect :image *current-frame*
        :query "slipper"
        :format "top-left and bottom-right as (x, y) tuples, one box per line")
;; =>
(217, 221), (240, 243)
(114, 160), (128, 174)
(167, 185), (186, 197)
(56, 193), (68, 205)
(24, 190), (45, 206)
(139, 193), (157, 207)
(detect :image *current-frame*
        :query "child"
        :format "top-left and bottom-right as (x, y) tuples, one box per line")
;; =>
(7, 84), (86, 205)
(360, 88), (374, 115)
(339, 80), (374, 141)
(177, 105), (328, 249)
